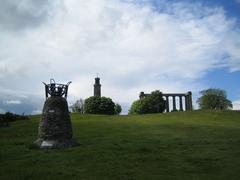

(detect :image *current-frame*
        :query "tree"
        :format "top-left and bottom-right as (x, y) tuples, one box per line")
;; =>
(129, 90), (166, 114)
(71, 99), (84, 113)
(128, 100), (141, 114)
(197, 88), (232, 110)
(84, 96), (116, 115)
(114, 103), (122, 115)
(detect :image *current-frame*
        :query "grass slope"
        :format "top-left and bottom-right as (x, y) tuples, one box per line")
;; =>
(0, 110), (240, 180)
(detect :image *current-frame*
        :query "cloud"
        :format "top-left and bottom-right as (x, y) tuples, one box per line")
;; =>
(0, 0), (62, 31)
(5, 100), (22, 105)
(232, 100), (240, 110)
(0, 0), (240, 114)
(31, 109), (42, 115)
(0, 90), (44, 114)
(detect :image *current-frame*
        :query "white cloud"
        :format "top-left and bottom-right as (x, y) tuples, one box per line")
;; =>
(0, 90), (44, 114)
(233, 100), (240, 110)
(31, 109), (42, 115)
(0, 0), (240, 113)
(5, 100), (22, 105)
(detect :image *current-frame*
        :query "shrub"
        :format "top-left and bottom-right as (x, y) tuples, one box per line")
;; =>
(129, 90), (166, 114)
(114, 103), (122, 115)
(84, 96), (116, 115)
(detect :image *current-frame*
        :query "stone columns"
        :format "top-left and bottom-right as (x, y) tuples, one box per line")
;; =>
(165, 96), (169, 112)
(185, 95), (189, 110)
(172, 96), (176, 111)
(179, 96), (183, 111)
(164, 95), (185, 112)
(187, 91), (192, 110)
(185, 92), (193, 111)
(142, 91), (192, 112)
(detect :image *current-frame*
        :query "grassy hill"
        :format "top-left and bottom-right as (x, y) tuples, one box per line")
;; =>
(1, 110), (240, 180)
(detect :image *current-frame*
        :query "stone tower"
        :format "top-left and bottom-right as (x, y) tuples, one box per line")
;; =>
(94, 77), (101, 97)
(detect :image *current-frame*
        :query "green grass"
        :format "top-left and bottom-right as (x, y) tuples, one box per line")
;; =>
(1, 110), (240, 180)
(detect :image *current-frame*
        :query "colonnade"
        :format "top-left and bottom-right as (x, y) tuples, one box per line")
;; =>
(162, 92), (192, 112)
(139, 91), (193, 112)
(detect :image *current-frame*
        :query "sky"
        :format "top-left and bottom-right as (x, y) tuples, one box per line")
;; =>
(0, 0), (240, 114)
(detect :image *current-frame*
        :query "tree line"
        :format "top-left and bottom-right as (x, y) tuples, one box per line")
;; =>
(71, 88), (233, 115)
(0, 112), (29, 127)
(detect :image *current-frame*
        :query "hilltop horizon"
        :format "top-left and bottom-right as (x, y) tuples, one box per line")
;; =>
(0, 0), (240, 114)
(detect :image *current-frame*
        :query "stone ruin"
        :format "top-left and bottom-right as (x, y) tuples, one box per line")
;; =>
(140, 91), (193, 112)
(34, 79), (78, 149)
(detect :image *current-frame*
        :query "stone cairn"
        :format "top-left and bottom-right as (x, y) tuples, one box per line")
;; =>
(34, 79), (78, 149)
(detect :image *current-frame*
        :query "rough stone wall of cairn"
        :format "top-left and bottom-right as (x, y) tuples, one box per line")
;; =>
(34, 96), (78, 149)
(38, 96), (72, 140)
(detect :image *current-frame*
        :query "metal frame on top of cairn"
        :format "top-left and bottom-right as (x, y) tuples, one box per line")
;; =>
(140, 91), (193, 112)
(43, 79), (72, 99)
